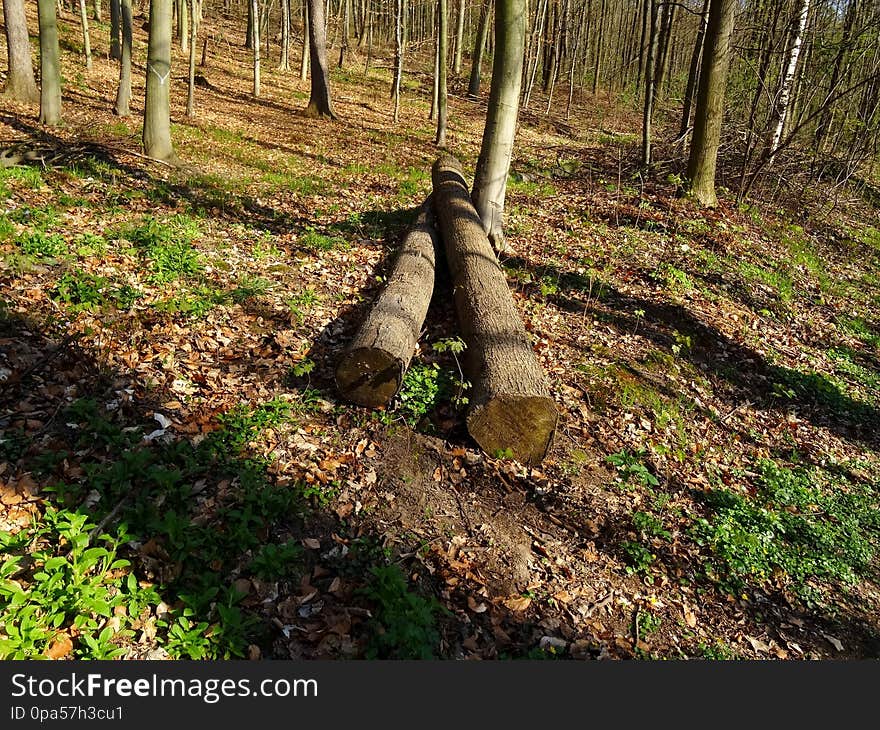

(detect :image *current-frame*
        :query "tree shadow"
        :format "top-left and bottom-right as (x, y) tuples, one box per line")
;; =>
(503, 254), (880, 449)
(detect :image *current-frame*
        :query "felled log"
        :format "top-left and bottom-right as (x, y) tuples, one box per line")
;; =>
(431, 154), (558, 465)
(335, 199), (438, 407)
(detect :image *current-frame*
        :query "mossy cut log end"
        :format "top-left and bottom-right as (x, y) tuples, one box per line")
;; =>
(335, 200), (438, 407)
(431, 154), (558, 465)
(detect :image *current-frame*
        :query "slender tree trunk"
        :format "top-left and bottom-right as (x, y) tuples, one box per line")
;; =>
(114, 0), (132, 115)
(300, 0), (309, 81)
(768, 0), (810, 159)
(279, 0), (290, 69)
(641, 0), (658, 168)
(143, 0), (177, 161)
(522, 0), (546, 109)
(178, 0), (188, 50)
(467, 0), (491, 97)
(686, 0), (736, 206)
(251, 0), (261, 95)
(814, 0), (857, 152)
(652, 0), (674, 99)
(246, 0), (254, 47)
(391, 0), (404, 123)
(436, 0), (449, 145)
(453, 0), (465, 74)
(3, 0), (40, 102)
(37, 0), (62, 125)
(304, 0), (337, 117)
(186, 0), (198, 115)
(471, 0), (525, 252)
(109, 0), (122, 59)
(679, 0), (709, 141)
(78, 0), (94, 70)
(591, 0), (606, 95)
(338, 0), (350, 67)
(430, 13), (439, 119)
(93, 0), (102, 21)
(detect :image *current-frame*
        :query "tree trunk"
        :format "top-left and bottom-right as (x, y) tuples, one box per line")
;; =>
(453, 0), (465, 74)
(391, 0), (404, 123)
(686, 0), (736, 207)
(251, 0), (261, 96)
(335, 200), (438, 407)
(768, 0), (810, 160)
(338, 0), (350, 68)
(279, 0), (290, 69)
(652, 0), (674, 99)
(109, 0), (122, 59)
(3, 0), (40, 102)
(679, 0), (708, 141)
(114, 0), (133, 115)
(436, 0), (449, 145)
(471, 0), (524, 253)
(178, 0), (188, 51)
(186, 0), (198, 115)
(93, 0), (102, 21)
(431, 154), (558, 465)
(467, 0), (491, 97)
(78, 0), (93, 70)
(641, 0), (658, 168)
(246, 0), (253, 47)
(591, 0), (606, 95)
(143, 0), (177, 161)
(304, 0), (337, 117)
(37, 0), (62, 125)
(300, 0), (309, 81)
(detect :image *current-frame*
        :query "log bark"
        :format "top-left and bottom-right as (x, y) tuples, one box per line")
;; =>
(431, 154), (558, 465)
(335, 200), (438, 407)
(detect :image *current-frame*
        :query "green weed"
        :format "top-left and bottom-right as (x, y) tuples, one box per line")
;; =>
(358, 564), (442, 659)
(691, 460), (880, 604)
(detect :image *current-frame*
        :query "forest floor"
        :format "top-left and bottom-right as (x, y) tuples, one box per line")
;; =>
(2, 8), (880, 661)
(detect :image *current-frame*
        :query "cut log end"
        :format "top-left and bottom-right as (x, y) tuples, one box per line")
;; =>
(335, 347), (403, 408)
(467, 395), (558, 466)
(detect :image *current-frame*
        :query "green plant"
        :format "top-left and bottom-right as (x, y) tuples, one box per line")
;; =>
(632, 511), (671, 540)
(0, 509), (160, 659)
(691, 460), (880, 603)
(249, 541), (304, 581)
(395, 361), (468, 429)
(621, 540), (654, 574)
(299, 226), (347, 252)
(359, 564), (442, 659)
(51, 270), (108, 311)
(288, 288), (320, 323)
(637, 610), (662, 635)
(607, 450), (660, 488)
(231, 275), (271, 304)
(122, 215), (202, 282)
(17, 231), (66, 259)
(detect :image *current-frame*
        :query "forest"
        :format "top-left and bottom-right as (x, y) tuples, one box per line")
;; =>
(1, 0), (879, 662)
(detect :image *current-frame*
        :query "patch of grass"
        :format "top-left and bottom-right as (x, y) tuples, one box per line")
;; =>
(828, 347), (880, 403)
(73, 232), (108, 257)
(697, 639), (739, 660)
(154, 285), (227, 318)
(738, 261), (795, 304)
(287, 288), (320, 323)
(298, 226), (348, 252)
(120, 215), (203, 282)
(231, 275), (271, 304)
(836, 316), (880, 349)
(8, 204), (58, 231)
(691, 460), (880, 605)
(358, 564), (442, 659)
(0, 165), (45, 190)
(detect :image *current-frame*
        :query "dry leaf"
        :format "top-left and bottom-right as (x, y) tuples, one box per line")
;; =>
(503, 595), (532, 612)
(46, 634), (73, 660)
